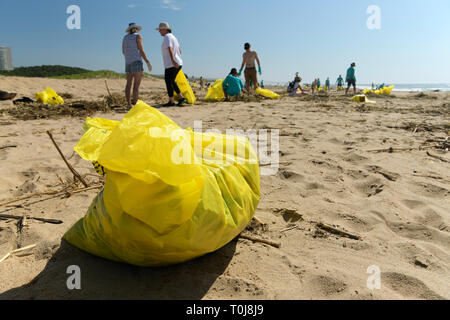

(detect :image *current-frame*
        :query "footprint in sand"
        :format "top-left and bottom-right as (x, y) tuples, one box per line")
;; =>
(355, 178), (384, 197)
(382, 272), (445, 300)
(308, 275), (347, 297)
(277, 169), (304, 182)
(343, 152), (369, 163)
(411, 182), (449, 199)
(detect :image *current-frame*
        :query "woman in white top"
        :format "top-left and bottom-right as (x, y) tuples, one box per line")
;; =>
(156, 22), (186, 107)
(122, 23), (152, 108)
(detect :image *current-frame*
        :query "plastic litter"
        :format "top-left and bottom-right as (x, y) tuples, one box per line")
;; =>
(35, 87), (64, 105)
(64, 100), (260, 266)
(351, 94), (376, 103)
(255, 87), (280, 99)
(204, 79), (225, 101)
(174, 70), (196, 104)
(363, 85), (395, 96)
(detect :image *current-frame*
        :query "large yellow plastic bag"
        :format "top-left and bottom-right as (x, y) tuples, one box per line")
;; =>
(35, 87), (64, 105)
(351, 94), (376, 103)
(205, 79), (225, 101)
(255, 87), (280, 99)
(64, 100), (260, 266)
(174, 70), (196, 105)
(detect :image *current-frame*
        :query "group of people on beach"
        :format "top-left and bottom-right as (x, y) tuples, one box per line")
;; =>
(122, 22), (264, 107)
(289, 63), (357, 96)
(122, 21), (358, 107)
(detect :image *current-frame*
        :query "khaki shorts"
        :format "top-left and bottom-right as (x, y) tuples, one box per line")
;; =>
(244, 68), (258, 88)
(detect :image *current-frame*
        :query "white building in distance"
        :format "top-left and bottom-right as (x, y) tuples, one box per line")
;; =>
(0, 47), (13, 71)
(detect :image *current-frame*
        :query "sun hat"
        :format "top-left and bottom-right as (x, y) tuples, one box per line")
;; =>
(126, 23), (142, 33)
(156, 22), (172, 31)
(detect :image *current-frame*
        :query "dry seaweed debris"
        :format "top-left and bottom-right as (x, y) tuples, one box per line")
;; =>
(6, 93), (128, 120)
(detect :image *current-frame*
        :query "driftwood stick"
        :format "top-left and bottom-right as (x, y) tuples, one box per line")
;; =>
(0, 252), (11, 263)
(105, 80), (112, 97)
(280, 225), (299, 233)
(10, 244), (36, 254)
(252, 216), (265, 225)
(0, 145), (17, 150)
(367, 147), (415, 153)
(260, 161), (292, 167)
(0, 213), (63, 224)
(374, 170), (398, 182)
(316, 223), (361, 240)
(0, 184), (74, 207)
(46, 131), (88, 187)
(0, 244), (37, 263)
(67, 185), (103, 195)
(426, 151), (450, 163)
(239, 234), (281, 248)
(0, 184), (100, 208)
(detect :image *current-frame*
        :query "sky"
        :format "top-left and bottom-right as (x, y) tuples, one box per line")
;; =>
(0, 0), (449, 84)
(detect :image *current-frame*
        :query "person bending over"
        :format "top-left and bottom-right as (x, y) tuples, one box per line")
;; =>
(223, 68), (244, 101)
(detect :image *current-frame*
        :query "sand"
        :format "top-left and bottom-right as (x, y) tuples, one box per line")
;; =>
(0, 76), (449, 300)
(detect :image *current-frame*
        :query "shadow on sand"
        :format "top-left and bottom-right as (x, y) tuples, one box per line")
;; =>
(0, 239), (236, 299)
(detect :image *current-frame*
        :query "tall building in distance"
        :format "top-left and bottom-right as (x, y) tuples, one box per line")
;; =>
(0, 47), (13, 71)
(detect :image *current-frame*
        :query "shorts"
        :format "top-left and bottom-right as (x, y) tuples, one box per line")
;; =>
(244, 68), (258, 87)
(347, 79), (356, 86)
(125, 60), (144, 74)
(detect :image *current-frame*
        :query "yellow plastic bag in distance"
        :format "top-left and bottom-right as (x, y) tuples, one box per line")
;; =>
(174, 70), (196, 105)
(35, 87), (64, 105)
(363, 85), (395, 96)
(351, 94), (376, 104)
(205, 79), (225, 101)
(255, 87), (280, 99)
(64, 100), (260, 266)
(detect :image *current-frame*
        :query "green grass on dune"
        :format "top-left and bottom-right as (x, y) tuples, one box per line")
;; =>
(51, 70), (126, 79)
(0, 65), (158, 79)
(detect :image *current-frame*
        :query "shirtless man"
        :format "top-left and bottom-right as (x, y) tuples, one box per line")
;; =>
(239, 43), (261, 94)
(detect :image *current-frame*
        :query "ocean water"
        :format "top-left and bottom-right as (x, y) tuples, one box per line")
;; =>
(358, 84), (450, 92)
(263, 81), (450, 92)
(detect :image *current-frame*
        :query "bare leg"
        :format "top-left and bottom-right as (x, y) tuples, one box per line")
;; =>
(132, 72), (143, 105)
(125, 73), (133, 108)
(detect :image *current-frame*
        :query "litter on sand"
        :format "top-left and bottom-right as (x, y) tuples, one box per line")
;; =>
(255, 87), (280, 99)
(363, 85), (395, 96)
(205, 79), (225, 101)
(64, 100), (261, 266)
(35, 87), (64, 105)
(351, 94), (376, 103)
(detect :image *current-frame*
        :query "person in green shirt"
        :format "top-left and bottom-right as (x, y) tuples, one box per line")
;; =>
(336, 75), (344, 89)
(325, 77), (330, 90)
(345, 62), (357, 95)
(222, 68), (245, 101)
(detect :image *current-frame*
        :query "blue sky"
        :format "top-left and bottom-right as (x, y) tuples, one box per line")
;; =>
(0, 0), (449, 83)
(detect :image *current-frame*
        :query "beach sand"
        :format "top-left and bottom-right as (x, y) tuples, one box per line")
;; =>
(0, 76), (449, 299)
